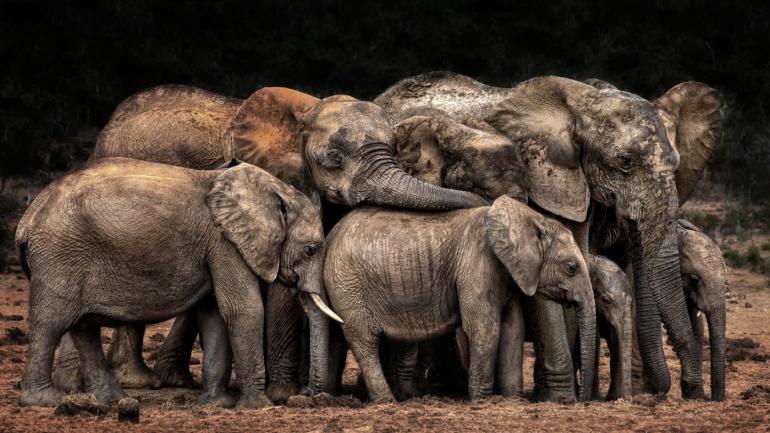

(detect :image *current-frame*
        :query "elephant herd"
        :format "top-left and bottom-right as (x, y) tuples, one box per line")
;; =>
(15, 71), (726, 409)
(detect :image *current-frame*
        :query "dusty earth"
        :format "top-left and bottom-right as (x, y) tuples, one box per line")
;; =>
(0, 267), (769, 432)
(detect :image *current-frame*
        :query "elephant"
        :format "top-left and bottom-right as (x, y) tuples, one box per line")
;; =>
(677, 219), (727, 401)
(15, 158), (340, 407)
(375, 71), (722, 398)
(324, 195), (597, 403)
(69, 84), (485, 402)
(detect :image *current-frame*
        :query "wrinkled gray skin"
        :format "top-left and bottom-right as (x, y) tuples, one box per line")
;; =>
(324, 196), (596, 402)
(71, 85), (485, 403)
(376, 71), (722, 398)
(15, 158), (337, 407)
(677, 219), (727, 401)
(584, 254), (635, 400)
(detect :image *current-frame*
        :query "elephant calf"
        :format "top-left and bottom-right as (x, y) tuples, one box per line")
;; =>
(677, 219), (726, 401)
(15, 158), (339, 408)
(324, 195), (597, 403)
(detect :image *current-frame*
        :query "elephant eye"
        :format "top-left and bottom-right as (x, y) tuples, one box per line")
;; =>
(304, 244), (318, 257)
(689, 273), (700, 285)
(601, 295), (612, 305)
(618, 154), (634, 172)
(565, 261), (577, 276)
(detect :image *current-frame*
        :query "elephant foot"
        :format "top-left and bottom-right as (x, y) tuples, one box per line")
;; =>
(52, 362), (84, 393)
(113, 360), (161, 389)
(87, 382), (127, 403)
(153, 361), (197, 388)
(236, 392), (275, 409)
(266, 382), (299, 405)
(681, 379), (705, 400)
(367, 394), (397, 405)
(394, 381), (420, 401)
(19, 385), (65, 407)
(199, 388), (236, 408)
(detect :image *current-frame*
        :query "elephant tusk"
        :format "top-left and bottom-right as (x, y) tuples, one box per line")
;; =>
(696, 310), (702, 318)
(310, 293), (344, 324)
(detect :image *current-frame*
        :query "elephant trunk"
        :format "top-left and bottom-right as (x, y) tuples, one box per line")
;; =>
(633, 209), (702, 397)
(706, 303), (726, 401)
(353, 143), (488, 210)
(576, 295), (597, 401)
(607, 312), (634, 400)
(305, 293), (331, 394)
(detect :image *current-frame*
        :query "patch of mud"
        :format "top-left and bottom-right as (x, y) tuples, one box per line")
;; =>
(740, 385), (770, 402)
(54, 394), (110, 417)
(726, 337), (769, 362)
(286, 393), (363, 408)
(0, 327), (28, 345)
(0, 313), (23, 321)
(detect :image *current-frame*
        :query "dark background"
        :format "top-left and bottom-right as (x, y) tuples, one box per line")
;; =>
(1, 0), (769, 197)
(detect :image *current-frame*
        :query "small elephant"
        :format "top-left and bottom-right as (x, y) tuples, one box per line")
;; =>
(15, 158), (340, 407)
(584, 254), (635, 400)
(324, 196), (597, 403)
(677, 219), (727, 401)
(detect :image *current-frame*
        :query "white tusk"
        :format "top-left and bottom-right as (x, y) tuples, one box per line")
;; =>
(696, 311), (702, 318)
(310, 293), (344, 324)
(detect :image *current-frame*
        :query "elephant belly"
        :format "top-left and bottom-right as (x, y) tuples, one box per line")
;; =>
(381, 314), (461, 343)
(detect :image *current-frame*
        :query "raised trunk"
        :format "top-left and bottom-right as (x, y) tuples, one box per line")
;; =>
(607, 312), (634, 400)
(706, 304), (726, 401)
(354, 145), (487, 210)
(633, 215), (702, 397)
(576, 299), (597, 401)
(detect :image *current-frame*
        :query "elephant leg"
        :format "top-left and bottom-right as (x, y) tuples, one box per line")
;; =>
(460, 292), (500, 400)
(328, 323), (349, 394)
(52, 333), (84, 392)
(20, 300), (73, 407)
(196, 296), (235, 408)
(210, 261), (272, 408)
(497, 298), (524, 397)
(70, 325), (127, 403)
(535, 295), (576, 402)
(264, 281), (303, 404)
(388, 342), (419, 401)
(152, 313), (198, 388)
(344, 325), (394, 403)
(107, 324), (161, 389)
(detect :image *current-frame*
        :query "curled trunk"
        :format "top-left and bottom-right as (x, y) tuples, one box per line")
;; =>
(576, 299), (597, 401)
(706, 304), (726, 401)
(354, 144), (488, 210)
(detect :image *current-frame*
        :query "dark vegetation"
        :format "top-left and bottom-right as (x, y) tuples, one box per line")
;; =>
(1, 0), (769, 270)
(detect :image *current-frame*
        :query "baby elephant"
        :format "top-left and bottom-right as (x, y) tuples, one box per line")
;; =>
(678, 219), (726, 401)
(15, 158), (338, 407)
(324, 195), (596, 403)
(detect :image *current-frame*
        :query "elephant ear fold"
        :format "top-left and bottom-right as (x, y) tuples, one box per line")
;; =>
(222, 87), (320, 164)
(654, 82), (722, 205)
(485, 76), (593, 223)
(484, 195), (547, 296)
(207, 163), (290, 283)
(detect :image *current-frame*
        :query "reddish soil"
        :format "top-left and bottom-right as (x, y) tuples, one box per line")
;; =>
(1, 269), (769, 432)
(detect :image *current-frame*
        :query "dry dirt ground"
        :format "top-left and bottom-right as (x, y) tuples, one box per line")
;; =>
(0, 268), (769, 432)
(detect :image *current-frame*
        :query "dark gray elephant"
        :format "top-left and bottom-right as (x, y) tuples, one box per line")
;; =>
(677, 219), (727, 401)
(375, 71), (722, 398)
(324, 196), (596, 402)
(64, 84), (485, 403)
(15, 158), (339, 407)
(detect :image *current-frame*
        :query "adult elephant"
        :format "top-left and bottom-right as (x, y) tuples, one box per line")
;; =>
(59, 84), (485, 403)
(375, 71), (722, 399)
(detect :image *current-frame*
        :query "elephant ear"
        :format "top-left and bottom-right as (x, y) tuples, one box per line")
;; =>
(222, 87), (320, 165)
(207, 163), (291, 283)
(394, 115), (476, 185)
(484, 195), (547, 296)
(485, 76), (594, 222)
(654, 82), (722, 205)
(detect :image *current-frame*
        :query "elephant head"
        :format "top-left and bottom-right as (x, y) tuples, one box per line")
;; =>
(485, 76), (722, 396)
(222, 88), (486, 210)
(206, 162), (341, 393)
(394, 112), (528, 201)
(677, 219), (727, 401)
(588, 254), (634, 400)
(485, 195), (596, 400)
